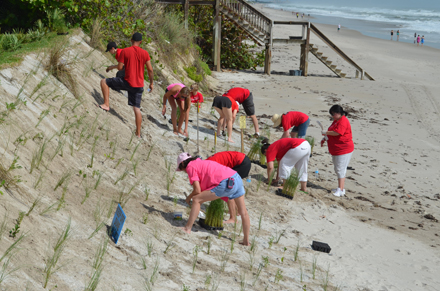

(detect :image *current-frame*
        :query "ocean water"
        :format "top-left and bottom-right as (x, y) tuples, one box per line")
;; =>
(256, 0), (440, 48)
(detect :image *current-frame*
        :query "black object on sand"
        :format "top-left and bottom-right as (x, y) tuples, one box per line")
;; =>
(275, 188), (294, 200)
(198, 218), (224, 231)
(312, 241), (331, 253)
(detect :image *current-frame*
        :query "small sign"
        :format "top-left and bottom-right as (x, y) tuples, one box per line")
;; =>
(239, 116), (246, 129)
(110, 204), (126, 244)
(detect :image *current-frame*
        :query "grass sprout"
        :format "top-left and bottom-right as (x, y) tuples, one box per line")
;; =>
(282, 169), (300, 198)
(192, 245), (202, 273)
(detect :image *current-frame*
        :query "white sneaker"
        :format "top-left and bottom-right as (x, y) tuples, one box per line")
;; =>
(333, 188), (345, 197)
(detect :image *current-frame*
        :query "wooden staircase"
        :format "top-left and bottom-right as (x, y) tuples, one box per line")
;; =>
(309, 44), (347, 78)
(218, 0), (272, 46)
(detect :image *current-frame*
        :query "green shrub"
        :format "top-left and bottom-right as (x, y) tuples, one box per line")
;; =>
(1, 33), (23, 51)
(184, 66), (203, 82)
(198, 59), (211, 76)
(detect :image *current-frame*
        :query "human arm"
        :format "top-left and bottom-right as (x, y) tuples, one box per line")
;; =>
(281, 131), (290, 139)
(266, 161), (279, 184)
(322, 130), (340, 136)
(185, 181), (202, 205)
(162, 86), (179, 115)
(145, 60), (154, 92)
(117, 62), (124, 71)
(106, 65), (118, 72)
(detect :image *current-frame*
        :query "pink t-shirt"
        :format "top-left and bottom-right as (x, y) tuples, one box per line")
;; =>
(186, 159), (236, 192)
(167, 83), (186, 98)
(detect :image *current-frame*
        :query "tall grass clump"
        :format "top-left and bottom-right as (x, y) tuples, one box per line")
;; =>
(282, 169), (300, 198)
(43, 218), (72, 288)
(204, 199), (225, 228)
(247, 139), (263, 162)
(305, 136), (315, 153)
(30, 138), (49, 174)
(88, 18), (104, 51)
(85, 236), (108, 291)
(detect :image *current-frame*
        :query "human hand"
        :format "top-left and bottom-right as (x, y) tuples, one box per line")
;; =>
(321, 138), (326, 147)
(149, 84), (153, 92)
(185, 196), (192, 206)
(106, 66), (111, 72)
(321, 130), (327, 135)
(161, 106), (166, 116)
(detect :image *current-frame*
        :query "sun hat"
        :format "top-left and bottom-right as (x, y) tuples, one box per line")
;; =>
(176, 153), (192, 171)
(271, 114), (282, 128)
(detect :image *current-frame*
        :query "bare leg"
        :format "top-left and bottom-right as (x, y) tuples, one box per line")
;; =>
(249, 115), (260, 134)
(181, 191), (218, 234)
(224, 200), (237, 224)
(168, 97), (178, 134)
(223, 107), (234, 143)
(214, 107), (225, 137)
(290, 131), (298, 138)
(300, 181), (307, 192)
(133, 107), (142, 137)
(176, 100), (188, 136)
(183, 109), (190, 136)
(234, 196), (250, 245)
(338, 177), (345, 190)
(100, 79), (110, 110)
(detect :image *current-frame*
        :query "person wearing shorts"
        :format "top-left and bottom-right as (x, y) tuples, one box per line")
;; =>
(162, 83), (190, 136)
(212, 96), (237, 142)
(223, 87), (260, 137)
(99, 33), (153, 138)
(207, 151), (251, 224)
(271, 111), (310, 139)
(261, 138), (310, 193)
(321, 105), (354, 197)
(177, 153), (250, 246)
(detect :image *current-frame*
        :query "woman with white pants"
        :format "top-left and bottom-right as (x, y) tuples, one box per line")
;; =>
(261, 138), (311, 193)
(321, 105), (354, 197)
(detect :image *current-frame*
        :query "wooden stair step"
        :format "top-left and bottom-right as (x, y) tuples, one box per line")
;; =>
(326, 61), (332, 65)
(330, 65), (337, 69)
(335, 69), (342, 73)
(316, 52), (323, 57)
(311, 47), (318, 52)
(339, 73), (347, 78)
(321, 56), (328, 61)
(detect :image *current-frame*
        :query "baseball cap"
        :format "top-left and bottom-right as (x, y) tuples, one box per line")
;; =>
(105, 41), (117, 52)
(176, 153), (192, 171)
(132, 32), (142, 41)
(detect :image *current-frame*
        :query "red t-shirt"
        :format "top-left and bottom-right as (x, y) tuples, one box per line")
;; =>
(117, 46), (151, 88)
(115, 48), (122, 60)
(190, 92), (204, 103)
(281, 111), (309, 131)
(206, 151), (246, 169)
(226, 96), (239, 112)
(265, 138), (306, 162)
(327, 116), (354, 156)
(223, 87), (250, 104)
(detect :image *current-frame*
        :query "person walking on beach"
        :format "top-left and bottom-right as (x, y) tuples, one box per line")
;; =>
(99, 33), (154, 138)
(105, 42), (123, 76)
(338, 24), (341, 32)
(206, 151), (251, 224)
(162, 83), (191, 136)
(321, 105), (354, 197)
(421, 35), (425, 47)
(271, 111), (310, 139)
(417, 35), (421, 46)
(414, 32), (417, 44)
(397, 30), (400, 41)
(391, 30), (394, 40)
(261, 138), (310, 193)
(177, 153), (250, 246)
(223, 87), (260, 137)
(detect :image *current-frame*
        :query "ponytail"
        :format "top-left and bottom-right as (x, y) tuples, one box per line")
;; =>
(261, 138), (270, 156)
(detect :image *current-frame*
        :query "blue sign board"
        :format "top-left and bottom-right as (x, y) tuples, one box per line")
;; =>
(110, 204), (126, 244)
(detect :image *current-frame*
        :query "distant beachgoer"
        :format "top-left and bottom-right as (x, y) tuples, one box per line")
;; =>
(296, 13), (299, 18)
(414, 32), (417, 44)
(391, 30), (394, 40)
(321, 105), (354, 197)
(271, 111), (310, 139)
(261, 138), (310, 193)
(177, 153), (250, 246)
(302, 13), (304, 18)
(162, 83), (191, 136)
(417, 35), (421, 46)
(421, 35), (425, 46)
(338, 24), (341, 32)
(397, 30), (400, 41)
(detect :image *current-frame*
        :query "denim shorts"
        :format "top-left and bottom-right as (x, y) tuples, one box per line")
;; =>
(291, 118), (310, 138)
(210, 173), (245, 200)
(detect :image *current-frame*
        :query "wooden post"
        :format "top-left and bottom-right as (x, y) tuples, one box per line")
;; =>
(361, 69), (365, 80)
(355, 70), (359, 79)
(301, 24), (306, 40)
(213, 0), (222, 71)
(184, 0), (189, 30)
(241, 129), (244, 153)
(302, 22), (311, 76)
(196, 101), (199, 153)
(263, 21), (273, 75)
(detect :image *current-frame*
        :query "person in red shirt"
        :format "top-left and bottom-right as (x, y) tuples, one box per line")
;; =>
(212, 95), (238, 142)
(190, 83), (204, 107)
(271, 111), (310, 139)
(99, 33), (154, 138)
(321, 105), (354, 197)
(261, 138), (310, 193)
(104, 41), (124, 77)
(223, 87), (260, 137)
(207, 151), (251, 224)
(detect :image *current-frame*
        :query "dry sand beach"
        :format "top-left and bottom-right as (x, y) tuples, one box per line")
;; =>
(0, 5), (439, 291)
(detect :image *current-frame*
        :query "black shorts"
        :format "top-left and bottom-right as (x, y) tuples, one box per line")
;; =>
(212, 96), (232, 109)
(106, 77), (144, 108)
(242, 92), (255, 116)
(232, 156), (251, 179)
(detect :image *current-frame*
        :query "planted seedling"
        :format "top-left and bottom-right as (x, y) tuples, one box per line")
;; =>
(294, 240), (300, 262)
(206, 236), (212, 255)
(142, 213), (149, 224)
(268, 237), (274, 249)
(282, 169), (300, 198)
(274, 268), (283, 284)
(204, 199), (225, 229)
(145, 237), (154, 257)
(192, 245), (202, 273)
(305, 136), (315, 153)
(163, 236), (176, 254)
(9, 211), (25, 238)
(258, 211), (263, 230)
(312, 255), (318, 279)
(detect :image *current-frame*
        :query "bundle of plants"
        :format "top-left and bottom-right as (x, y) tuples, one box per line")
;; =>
(305, 136), (315, 153)
(259, 152), (266, 166)
(204, 199), (225, 228)
(247, 139), (262, 162)
(282, 170), (300, 198)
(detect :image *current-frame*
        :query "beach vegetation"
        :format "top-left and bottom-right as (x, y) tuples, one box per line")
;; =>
(282, 169), (300, 198)
(0, 212), (8, 240)
(312, 255), (318, 279)
(274, 268), (283, 284)
(204, 199), (225, 228)
(192, 245), (202, 273)
(305, 136), (315, 153)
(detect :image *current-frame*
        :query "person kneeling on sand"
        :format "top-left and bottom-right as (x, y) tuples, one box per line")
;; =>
(261, 138), (310, 193)
(206, 151), (251, 224)
(177, 153), (250, 246)
(99, 33), (154, 138)
(162, 83), (191, 136)
(272, 111), (310, 139)
(321, 105), (354, 197)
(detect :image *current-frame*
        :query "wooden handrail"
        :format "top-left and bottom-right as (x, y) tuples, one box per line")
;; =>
(310, 23), (373, 80)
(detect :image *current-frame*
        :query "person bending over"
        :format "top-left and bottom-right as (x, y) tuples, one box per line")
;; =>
(212, 95), (238, 142)
(177, 153), (250, 246)
(162, 83), (190, 136)
(272, 111), (310, 139)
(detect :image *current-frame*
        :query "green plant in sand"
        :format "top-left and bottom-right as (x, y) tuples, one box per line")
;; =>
(305, 136), (315, 153)
(282, 169), (300, 198)
(204, 199), (225, 228)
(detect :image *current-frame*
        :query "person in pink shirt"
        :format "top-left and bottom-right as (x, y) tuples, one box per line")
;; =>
(176, 153), (250, 246)
(162, 83), (190, 136)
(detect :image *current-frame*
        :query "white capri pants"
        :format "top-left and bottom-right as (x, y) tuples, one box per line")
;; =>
(332, 152), (353, 179)
(278, 141), (311, 181)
